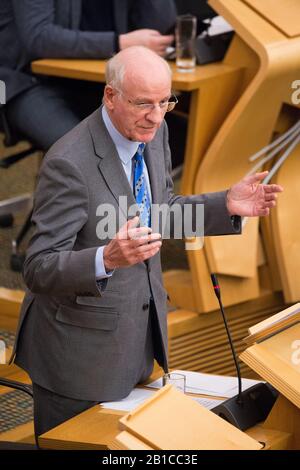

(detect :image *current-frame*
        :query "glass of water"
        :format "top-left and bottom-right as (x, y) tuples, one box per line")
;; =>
(175, 14), (197, 73)
(162, 372), (186, 393)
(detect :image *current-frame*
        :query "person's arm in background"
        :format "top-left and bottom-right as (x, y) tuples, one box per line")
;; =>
(129, 0), (177, 34)
(12, 0), (118, 59)
(119, 0), (176, 55)
(119, 0), (176, 56)
(12, 0), (175, 60)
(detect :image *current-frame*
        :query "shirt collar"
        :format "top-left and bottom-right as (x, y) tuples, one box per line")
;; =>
(102, 106), (142, 165)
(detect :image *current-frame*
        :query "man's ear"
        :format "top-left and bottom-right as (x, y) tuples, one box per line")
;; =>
(104, 85), (115, 110)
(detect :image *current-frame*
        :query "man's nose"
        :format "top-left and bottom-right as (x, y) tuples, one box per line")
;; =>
(145, 105), (164, 124)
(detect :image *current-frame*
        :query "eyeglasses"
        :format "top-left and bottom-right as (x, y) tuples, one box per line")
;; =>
(115, 89), (178, 113)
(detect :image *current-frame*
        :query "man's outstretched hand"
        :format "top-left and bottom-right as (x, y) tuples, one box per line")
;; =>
(227, 171), (283, 217)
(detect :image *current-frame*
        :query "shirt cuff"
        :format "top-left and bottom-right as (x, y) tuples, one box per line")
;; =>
(95, 246), (114, 280)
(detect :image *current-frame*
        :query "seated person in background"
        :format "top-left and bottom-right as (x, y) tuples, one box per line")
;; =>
(0, 0), (176, 150)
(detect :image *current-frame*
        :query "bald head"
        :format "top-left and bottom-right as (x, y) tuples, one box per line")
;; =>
(106, 46), (172, 91)
(104, 46), (173, 143)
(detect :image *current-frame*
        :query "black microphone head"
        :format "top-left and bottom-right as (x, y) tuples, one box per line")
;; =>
(210, 273), (221, 298)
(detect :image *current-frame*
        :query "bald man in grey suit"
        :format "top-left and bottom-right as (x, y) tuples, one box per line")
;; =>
(11, 47), (282, 439)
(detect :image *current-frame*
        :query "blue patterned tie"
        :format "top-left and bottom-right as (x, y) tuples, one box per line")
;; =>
(133, 143), (151, 227)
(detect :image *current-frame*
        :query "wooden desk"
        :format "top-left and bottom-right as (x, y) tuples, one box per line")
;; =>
(38, 389), (291, 450)
(39, 405), (124, 450)
(31, 58), (243, 195)
(31, 58), (233, 91)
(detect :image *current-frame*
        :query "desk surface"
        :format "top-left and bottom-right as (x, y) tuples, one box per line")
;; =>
(38, 388), (290, 450)
(31, 59), (238, 91)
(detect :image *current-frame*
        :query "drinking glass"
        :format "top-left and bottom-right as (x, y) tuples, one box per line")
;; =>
(175, 15), (197, 72)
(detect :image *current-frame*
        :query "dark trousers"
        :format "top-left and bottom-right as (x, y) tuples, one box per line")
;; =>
(6, 77), (104, 151)
(31, 311), (158, 444)
(32, 382), (98, 443)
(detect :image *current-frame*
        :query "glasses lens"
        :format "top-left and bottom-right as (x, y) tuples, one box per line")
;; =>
(167, 96), (178, 112)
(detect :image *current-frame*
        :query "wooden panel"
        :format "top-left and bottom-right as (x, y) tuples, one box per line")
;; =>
(264, 395), (300, 449)
(164, 266), (260, 313)
(247, 425), (292, 450)
(211, 0), (285, 45)
(0, 422), (35, 445)
(0, 288), (23, 331)
(243, 0), (300, 38)
(271, 143), (300, 302)
(163, 270), (196, 311)
(39, 406), (124, 450)
(168, 293), (285, 378)
(191, 0), (300, 310)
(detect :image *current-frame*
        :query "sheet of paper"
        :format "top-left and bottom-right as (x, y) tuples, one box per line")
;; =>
(100, 388), (155, 412)
(205, 16), (233, 36)
(146, 370), (262, 398)
(192, 396), (225, 410)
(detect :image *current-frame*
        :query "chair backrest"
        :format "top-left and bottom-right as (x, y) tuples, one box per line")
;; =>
(0, 375), (37, 448)
(0, 377), (33, 398)
(0, 105), (19, 147)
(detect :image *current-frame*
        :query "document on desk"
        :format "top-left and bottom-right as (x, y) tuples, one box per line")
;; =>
(100, 387), (226, 412)
(100, 388), (155, 412)
(193, 397), (225, 410)
(146, 370), (263, 398)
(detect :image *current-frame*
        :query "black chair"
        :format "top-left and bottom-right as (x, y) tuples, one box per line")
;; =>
(0, 106), (41, 271)
(0, 377), (38, 450)
(0, 377), (33, 398)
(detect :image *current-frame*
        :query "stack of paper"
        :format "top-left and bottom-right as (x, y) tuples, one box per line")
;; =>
(101, 386), (226, 412)
(101, 388), (154, 412)
(146, 370), (262, 398)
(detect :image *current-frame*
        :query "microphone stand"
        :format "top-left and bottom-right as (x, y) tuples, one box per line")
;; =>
(210, 273), (278, 431)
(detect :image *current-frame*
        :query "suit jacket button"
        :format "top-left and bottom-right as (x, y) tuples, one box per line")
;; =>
(142, 303), (149, 311)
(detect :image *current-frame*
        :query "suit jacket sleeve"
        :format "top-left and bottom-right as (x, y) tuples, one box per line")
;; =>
(23, 156), (103, 297)
(162, 122), (242, 237)
(12, 0), (116, 59)
(12, 0), (177, 60)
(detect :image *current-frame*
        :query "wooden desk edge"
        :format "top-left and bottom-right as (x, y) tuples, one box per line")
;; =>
(38, 393), (289, 450)
(31, 59), (242, 91)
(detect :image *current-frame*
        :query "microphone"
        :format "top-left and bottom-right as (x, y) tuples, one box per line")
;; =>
(210, 273), (278, 431)
(210, 273), (243, 405)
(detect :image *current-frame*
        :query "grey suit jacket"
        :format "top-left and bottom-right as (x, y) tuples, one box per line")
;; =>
(12, 108), (240, 401)
(0, 0), (177, 102)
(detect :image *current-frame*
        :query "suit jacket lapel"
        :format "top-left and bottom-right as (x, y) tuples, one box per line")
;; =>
(88, 108), (164, 221)
(88, 108), (136, 218)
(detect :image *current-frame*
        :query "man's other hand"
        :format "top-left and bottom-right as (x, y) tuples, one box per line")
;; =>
(119, 29), (174, 56)
(227, 171), (284, 217)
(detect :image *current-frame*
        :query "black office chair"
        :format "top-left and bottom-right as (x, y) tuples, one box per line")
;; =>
(0, 106), (41, 271)
(0, 377), (33, 398)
